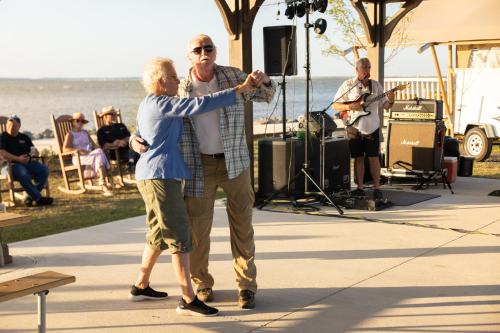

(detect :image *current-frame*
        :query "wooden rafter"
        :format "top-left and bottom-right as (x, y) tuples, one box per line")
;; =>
(351, 0), (423, 46)
(383, 0), (423, 44)
(351, 0), (374, 45)
(214, 0), (265, 40)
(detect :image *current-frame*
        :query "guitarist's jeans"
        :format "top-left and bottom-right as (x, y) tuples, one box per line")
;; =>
(346, 126), (380, 158)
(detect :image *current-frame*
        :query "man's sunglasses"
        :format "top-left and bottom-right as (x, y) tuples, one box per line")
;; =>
(191, 45), (214, 55)
(74, 119), (85, 123)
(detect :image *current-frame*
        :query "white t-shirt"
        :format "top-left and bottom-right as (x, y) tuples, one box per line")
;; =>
(190, 75), (224, 155)
(334, 77), (388, 135)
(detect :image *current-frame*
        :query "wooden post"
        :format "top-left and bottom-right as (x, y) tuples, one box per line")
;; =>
(447, 44), (455, 136)
(430, 44), (453, 134)
(365, 2), (385, 84)
(214, 0), (264, 187)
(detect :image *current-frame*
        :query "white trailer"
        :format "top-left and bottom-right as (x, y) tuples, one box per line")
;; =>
(385, 43), (500, 161)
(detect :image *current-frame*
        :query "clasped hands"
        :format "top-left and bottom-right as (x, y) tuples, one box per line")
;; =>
(237, 70), (271, 94)
(249, 70), (271, 88)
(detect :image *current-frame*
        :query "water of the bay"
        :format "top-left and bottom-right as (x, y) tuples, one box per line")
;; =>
(0, 76), (348, 135)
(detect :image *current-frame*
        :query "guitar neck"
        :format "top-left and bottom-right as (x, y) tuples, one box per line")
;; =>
(364, 87), (397, 107)
(371, 88), (396, 103)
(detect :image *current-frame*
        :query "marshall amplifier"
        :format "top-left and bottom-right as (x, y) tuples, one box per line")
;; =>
(389, 99), (443, 121)
(386, 120), (445, 173)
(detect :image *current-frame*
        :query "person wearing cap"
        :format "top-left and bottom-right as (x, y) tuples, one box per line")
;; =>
(62, 112), (115, 196)
(0, 115), (53, 206)
(96, 106), (139, 172)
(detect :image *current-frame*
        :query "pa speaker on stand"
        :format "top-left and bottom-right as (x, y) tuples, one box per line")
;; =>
(263, 26), (297, 76)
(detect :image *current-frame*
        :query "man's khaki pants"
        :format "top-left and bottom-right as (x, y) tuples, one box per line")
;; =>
(185, 155), (257, 293)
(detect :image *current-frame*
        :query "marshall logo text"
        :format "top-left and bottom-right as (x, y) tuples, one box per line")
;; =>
(401, 139), (420, 146)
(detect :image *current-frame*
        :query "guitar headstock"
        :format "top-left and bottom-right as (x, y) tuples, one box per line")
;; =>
(395, 83), (410, 91)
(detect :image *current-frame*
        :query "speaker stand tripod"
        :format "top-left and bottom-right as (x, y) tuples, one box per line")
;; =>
(299, 6), (343, 214)
(258, 5), (343, 215)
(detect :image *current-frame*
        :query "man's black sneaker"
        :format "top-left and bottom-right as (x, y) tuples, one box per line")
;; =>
(196, 288), (214, 302)
(128, 285), (168, 301)
(24, 197), (33, 207)
(176, 296), (219, 317)
(36, 197), (53, 206)
(372, 189), (383, 200)
(238, 290), (255, 309)
(351, 188), (366, 198)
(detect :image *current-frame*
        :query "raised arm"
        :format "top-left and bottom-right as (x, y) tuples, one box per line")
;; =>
(154, 74), (255, 118)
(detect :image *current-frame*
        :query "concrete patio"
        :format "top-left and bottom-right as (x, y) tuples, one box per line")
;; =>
(1, 177), (499, 333)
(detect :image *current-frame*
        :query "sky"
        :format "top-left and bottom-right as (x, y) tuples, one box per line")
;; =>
(0, 0), (447, 78)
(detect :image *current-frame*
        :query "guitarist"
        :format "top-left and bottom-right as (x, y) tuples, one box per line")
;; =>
(333, 58), (394, 200)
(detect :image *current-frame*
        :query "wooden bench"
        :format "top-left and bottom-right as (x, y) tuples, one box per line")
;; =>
(0, 271), (76, 333)
(0, 212), (30, 266)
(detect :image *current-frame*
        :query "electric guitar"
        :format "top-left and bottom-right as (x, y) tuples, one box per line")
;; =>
(337, 84), (408, 126)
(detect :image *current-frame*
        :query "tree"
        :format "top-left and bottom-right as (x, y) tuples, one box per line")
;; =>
(320, 0), (411, 66)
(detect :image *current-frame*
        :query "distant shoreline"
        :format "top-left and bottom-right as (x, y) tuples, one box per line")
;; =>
(0, 75), (353, 81)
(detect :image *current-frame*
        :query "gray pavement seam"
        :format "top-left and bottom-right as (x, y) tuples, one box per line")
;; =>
(246, 217), (500, 333)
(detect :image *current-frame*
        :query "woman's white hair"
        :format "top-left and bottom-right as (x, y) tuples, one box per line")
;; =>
(142, 57), (174, 95)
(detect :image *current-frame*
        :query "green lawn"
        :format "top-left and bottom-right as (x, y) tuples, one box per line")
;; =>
(2, 143), (498, 244)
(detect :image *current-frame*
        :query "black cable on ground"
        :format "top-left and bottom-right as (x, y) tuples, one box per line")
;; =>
(259, 200), (500, 238)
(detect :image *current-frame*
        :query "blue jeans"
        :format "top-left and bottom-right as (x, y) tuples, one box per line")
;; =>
(11, 161), (49, 201)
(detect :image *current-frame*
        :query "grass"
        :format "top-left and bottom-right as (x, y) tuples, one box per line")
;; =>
(1, 143), (498, 244)
(2, 166), (145, 244)
(1, 154), (228, 244)
(470, 144), (500, 179)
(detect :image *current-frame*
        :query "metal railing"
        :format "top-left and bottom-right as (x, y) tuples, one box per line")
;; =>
(384, 77), (445, 100)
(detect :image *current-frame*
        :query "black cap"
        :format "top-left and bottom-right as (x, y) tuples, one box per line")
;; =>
(8, 115), (20, 125)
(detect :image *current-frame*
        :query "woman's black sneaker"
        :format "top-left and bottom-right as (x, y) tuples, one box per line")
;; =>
(128, 285), (168, 301)
(176, 296), (219, 317)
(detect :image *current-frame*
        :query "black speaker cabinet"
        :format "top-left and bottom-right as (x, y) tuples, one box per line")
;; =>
(258, 138), (304, 196)
(309, 137), (351, 193)
(263, 25), (297, 76)
(386, 120), (445, 172)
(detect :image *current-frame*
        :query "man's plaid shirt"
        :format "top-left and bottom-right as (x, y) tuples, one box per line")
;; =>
(178, 64), (276, 197)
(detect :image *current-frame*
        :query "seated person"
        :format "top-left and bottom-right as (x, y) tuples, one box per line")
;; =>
(97, 106), (139, 171)
(63, 112), (114, 197)
(0, 115), (53, 206)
